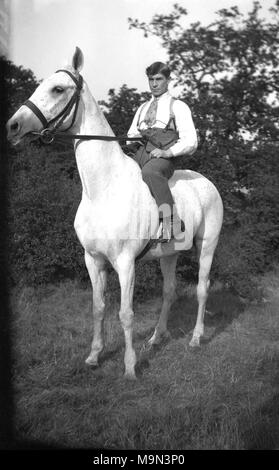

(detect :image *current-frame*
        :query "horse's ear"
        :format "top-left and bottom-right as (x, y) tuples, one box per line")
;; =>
(72, 46), (84, 72)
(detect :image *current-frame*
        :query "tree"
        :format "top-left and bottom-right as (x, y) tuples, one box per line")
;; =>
(99, 84), (150, 137)
(2, 56), (39, 117)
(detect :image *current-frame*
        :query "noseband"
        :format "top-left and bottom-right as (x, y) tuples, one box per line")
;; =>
(24, 69), (83, 143)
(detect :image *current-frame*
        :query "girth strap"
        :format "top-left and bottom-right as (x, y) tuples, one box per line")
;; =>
(135, 239), (156, 262)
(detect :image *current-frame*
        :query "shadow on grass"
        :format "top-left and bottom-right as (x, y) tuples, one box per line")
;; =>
(168, 287), (244, 344)
(98, 347), (123, 366)
(87, 288), (244, 372)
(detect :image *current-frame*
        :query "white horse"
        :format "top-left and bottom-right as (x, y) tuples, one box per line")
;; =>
(7, 48), (223, 379)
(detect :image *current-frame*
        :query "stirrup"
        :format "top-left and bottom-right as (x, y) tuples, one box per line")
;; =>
(180, 219), (186, 233)
(156, 218), (185, 244)
(158, 233), (172, 244)
(155, 221), (171, 244)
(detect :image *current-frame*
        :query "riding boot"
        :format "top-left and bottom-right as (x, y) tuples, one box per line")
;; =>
(157, 207), (185, 243)
(172, 205), (185, 236)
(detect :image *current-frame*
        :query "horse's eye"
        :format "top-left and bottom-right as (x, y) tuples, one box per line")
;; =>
(53, 86), (64, 93)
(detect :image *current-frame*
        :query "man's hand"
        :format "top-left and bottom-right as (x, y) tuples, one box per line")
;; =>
(150, 148), (172, 159)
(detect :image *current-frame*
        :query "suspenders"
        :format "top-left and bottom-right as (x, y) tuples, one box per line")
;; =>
(168, 98), (177, 131)
(137, 97), (177, 131)
(137, 101), (149, 128)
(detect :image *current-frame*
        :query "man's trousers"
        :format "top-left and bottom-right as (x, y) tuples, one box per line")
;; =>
(131, 145), (175, 217)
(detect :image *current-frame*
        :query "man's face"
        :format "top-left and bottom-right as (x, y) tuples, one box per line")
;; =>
(148, 73), (169, 97)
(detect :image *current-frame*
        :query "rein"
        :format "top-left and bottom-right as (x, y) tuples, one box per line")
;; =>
(30, 129), (144, 146)
(25, 68), (143, 146)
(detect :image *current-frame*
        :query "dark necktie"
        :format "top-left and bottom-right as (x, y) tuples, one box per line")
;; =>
(145, 99), (158, 127)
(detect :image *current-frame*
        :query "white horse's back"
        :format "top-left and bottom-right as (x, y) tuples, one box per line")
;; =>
(171, 169), (223, 236)
(170, 169), (222, 211)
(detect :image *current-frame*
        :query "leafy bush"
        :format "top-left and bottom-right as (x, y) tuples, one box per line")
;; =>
(7, 143), (87, 285)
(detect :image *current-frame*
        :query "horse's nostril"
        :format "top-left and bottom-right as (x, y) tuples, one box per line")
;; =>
(11, 121), (19, 132)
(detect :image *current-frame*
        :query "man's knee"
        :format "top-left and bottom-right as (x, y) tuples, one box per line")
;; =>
(142, 166), (158, 183)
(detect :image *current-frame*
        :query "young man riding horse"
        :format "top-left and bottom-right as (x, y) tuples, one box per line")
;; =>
(6, 48), (223, 377)
(127, 62), (198, 242)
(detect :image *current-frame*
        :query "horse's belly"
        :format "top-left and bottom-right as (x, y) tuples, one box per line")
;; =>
(74, 199), (147, 257)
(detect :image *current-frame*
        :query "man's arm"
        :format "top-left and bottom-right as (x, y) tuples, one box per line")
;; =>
(168, 100), (197, 157)
(126, 104), (144, 145)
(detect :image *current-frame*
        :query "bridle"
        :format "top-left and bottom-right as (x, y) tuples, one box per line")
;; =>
(24, 69), (84, 144)
(24, 69), (143, 147)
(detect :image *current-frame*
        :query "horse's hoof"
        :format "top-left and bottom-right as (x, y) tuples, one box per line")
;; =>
(85, 357), (99, 368)
(148, 330), (171, 348)
(124, 371), (137, 381)
(189, 337), (201, 348)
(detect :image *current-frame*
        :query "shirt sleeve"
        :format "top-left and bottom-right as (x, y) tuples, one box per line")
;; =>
(169, 100), (198, 157)
(126, 104), (145, 145)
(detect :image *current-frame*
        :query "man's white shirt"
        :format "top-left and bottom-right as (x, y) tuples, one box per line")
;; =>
(127, 91), (198, 157)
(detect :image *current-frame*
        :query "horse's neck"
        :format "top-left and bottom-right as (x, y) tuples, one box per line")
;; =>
(73, 82), (125, 200)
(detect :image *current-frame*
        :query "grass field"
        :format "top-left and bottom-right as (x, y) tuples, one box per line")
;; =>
(10, 266), (279, 450)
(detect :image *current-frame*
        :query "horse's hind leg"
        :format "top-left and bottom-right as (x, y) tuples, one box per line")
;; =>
(84, 251), (107, 366)
(148, 254), (178, 347)
(189, 237), (218, 348)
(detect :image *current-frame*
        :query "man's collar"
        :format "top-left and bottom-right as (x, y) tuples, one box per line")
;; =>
(151, 91), (170, 102)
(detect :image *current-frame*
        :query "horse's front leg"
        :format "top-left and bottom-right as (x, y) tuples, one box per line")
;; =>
(84, 251), (107, 366)
(115, 254), (137, 379)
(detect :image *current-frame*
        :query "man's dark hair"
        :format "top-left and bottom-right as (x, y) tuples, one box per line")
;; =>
(145, 62), (171, 79)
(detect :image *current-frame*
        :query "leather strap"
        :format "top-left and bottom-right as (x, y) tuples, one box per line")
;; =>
(24, 99), (48, 128)
(24, 70), (83, 133)
(55, 69), (83, 89)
